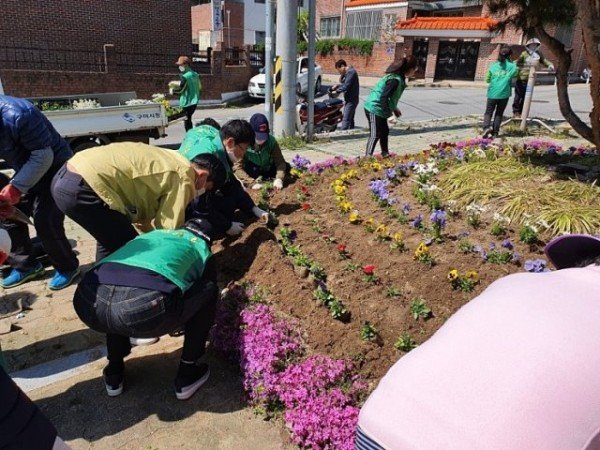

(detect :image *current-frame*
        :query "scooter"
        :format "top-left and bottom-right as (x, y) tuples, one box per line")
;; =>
(296, 88), (344, 134)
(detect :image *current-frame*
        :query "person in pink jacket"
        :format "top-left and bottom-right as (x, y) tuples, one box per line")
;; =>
(357, 234), (600, 450)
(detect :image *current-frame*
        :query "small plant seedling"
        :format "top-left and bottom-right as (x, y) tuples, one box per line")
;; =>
(309, 262), (327, 281)
(394, 334), (417, 352)
(385, 286), (402, 298)
(410, 297), (432, 320)
(294, 253), (311, 268)
(345, 262), (360, 272)
(458, 239), (475, 254)
(360, 321), (378, 342)
(519, 224), (538, 244)
(486, 249), (513, 264)
(490, 222), (507, 237)
(330, 299), (350, 322)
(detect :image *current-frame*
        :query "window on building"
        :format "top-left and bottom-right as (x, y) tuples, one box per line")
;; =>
(255, 31), (266, 45)
(346, 10), (382, 40)
(255, 0), (265, 3)
(320, 16), (341, 38)
(555, 23), (575, 48)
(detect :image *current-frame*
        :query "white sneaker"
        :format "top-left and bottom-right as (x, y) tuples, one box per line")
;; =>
(130, 337), (159, 346)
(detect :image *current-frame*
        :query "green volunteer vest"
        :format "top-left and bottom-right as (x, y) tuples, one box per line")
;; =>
(364, 73), (406, 118)
(179, 68), (201, 108)
(244, 135), (276, 172)
(98, 229), (211, 293)
(487, 60), (518, 100)
(178, 125), (232, 180)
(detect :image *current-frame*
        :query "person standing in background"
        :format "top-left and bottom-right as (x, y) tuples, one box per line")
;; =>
(175, 56), (201, 131)
(482, 46), (518, 138)
(333, 60), (360, 130)
(513, 38), (554, 118)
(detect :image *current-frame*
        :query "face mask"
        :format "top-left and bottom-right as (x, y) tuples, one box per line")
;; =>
(179, 66), (186, 73)
(227, 151), (239, 163)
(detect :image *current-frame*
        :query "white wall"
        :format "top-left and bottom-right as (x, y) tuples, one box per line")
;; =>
(244, 0), (308, 45)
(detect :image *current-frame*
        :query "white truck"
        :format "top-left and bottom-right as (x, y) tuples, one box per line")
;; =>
(248, 56), (322, 99)
(0, 82), (169, 153)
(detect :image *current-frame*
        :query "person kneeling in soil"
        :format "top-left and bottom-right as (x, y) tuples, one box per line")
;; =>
(356, 234), (600, 449)
(237, 113), (289, 191)
(180, 119), (270, 238)
(73, 219), (219, 400)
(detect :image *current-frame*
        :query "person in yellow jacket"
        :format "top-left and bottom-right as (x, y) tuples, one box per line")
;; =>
(51, 142), (226, 261)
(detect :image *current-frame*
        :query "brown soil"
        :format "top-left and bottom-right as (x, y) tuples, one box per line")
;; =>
(214, 161), (547, 383)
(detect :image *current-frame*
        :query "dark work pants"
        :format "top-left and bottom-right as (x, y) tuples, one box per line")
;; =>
(183, 105), (197, 132)
(73, 275), (218, 364)
(483, 98), (509, 135)
(0, 171), (78, 273)
(365, 109), (389, 156)
(51, 165), (138, 261)
(0, 366), (57, 450)
(340, 101), (357, 130)
(512, 79), (527, 115)
(186, 178), (255, 236)
(242, 161), (291, 180)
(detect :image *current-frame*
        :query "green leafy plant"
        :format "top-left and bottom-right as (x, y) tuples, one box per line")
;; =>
(309, 262), (327, 281)
(519, 224), (539, 244)
(330, 300), (350, 321)
(458, 239), (475, 254)
(395, 334), (417, 352)
(385, 286), (402, 297)
(345, 262), (360, 272)
(486, 249), (513, 264)
(410, 297), (432, 320)
(294, 253), (311, 268)
(360, 322), (378, 342)
(447, 269), (479, 292)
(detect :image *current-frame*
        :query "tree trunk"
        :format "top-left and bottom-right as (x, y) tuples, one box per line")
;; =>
(535, 25), (596, 145)
(575, 0), (600, 148)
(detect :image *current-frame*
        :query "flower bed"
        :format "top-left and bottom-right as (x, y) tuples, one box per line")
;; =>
(211, 137), (598, 448)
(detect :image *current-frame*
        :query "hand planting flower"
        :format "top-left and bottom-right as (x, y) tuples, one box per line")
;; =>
(524, 259), (550, 273)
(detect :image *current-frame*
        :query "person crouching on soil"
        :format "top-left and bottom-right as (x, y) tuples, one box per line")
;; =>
(482, 45), (518, 138)
(73, 219), (220, 400)
(363, 56), (418, 157)
(179, 119), (271, 238)
(237, 113), (289, 191)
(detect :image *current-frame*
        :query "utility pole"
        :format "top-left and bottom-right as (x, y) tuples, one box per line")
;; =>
(264, 0), (275, 125)
(226, 10), (231, 47)
(274, 0), (297, 137)
(520, 64), (536, 131)
(306, 0), (316, 141)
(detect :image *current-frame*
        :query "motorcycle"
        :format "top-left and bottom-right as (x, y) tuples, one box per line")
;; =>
(296, 87), (344, 134)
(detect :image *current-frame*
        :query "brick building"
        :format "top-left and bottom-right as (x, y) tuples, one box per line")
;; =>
(315, 0), (588, 81)
(0, 0), (193, 98)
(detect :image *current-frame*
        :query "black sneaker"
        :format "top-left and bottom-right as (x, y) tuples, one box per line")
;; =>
(175, 362), (210, 400)
(103, 362), (124, 397)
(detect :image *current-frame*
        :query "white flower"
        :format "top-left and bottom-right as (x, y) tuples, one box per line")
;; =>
(493, 212), (510, 225)
(72, 99), (100, 110)
(472, 149), (486, 159)
(124, 99), (153, 106)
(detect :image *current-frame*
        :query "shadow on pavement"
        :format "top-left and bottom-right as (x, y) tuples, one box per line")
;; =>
(36, 350), (245, 443)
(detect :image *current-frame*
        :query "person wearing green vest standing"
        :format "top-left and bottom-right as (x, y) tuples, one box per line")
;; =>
(174, 56), (201, 131)
(482, 46), (519, 138)
(240, 114), (288, 190)
(73, 218), (219, 400)
(363, 56), (418, 157)
(179, 119), (270, 237)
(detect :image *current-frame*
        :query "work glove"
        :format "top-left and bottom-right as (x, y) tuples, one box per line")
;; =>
(226, 221), (245, 236)
(0, 204), (15, 221)
(0, 184), (22, 206)
(252, 206), (269, 224)
(273, 178), (284, 190)
(183, 218), (213, 244)
(548, 65), (555, 72)
(252, 183), (263, 190)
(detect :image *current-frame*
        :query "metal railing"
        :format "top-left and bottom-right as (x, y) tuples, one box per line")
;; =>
(224, 47), (244, 66)
(0, 46), (105, 72)
(248, 49), (265, 67)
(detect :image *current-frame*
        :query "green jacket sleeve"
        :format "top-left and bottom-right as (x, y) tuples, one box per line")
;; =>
(271, 140), (287, 180)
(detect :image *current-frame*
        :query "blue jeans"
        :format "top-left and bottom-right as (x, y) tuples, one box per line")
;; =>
(73, 278), (218, 363)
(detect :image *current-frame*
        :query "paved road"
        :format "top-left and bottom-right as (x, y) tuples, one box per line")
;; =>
(155, 84), (593, 147)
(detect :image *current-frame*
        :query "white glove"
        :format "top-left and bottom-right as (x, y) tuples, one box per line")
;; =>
(226, 221), (245, 236)
(251, 183), (263, 190)
(548, 65), (555, 72)
(273, 178), (284, 190)
(252, 206), (269, 223)
(387, 116), (398, 125)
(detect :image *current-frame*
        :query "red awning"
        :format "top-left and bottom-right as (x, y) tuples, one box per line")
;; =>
(396, 16), (498, 31)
